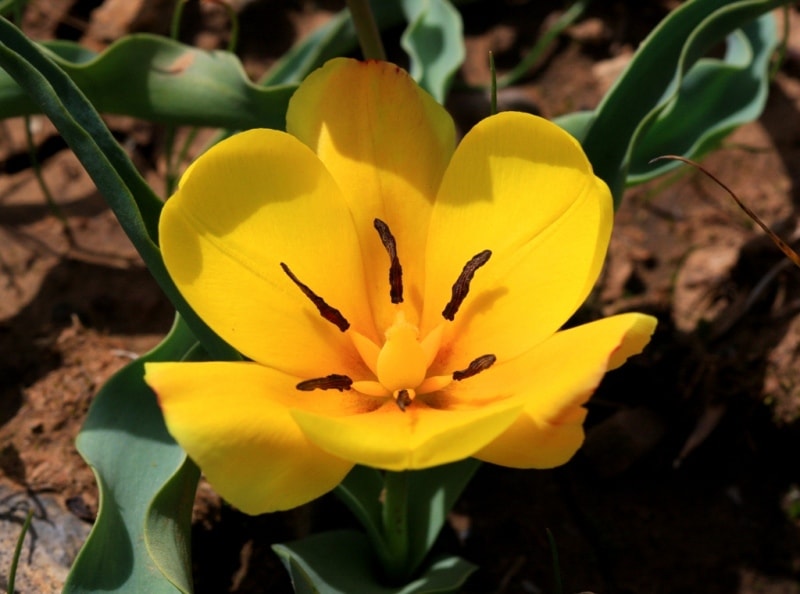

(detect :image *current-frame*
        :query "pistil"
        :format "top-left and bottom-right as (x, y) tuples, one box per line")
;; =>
(287, 219), (496, 412)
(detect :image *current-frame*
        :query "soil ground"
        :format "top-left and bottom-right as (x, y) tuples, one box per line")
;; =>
(4, 1), (800, 593)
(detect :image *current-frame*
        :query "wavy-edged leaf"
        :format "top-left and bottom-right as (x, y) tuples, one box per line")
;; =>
(274, 531), (476, 594)
(579, 0), (787, 204)
(627, 14), (777, 183)
(0, 33), (296, 129)
(145, 454), (202, 592)
(400, 0), (465, 103)
(1, 2), (415, 119)
(63, 317), (199, 593)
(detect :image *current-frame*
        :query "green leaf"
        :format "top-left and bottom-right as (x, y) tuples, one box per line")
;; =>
(273, 531), (476, 594)
(0, 0), (481, 129)
(334, 466), (390, 564)
(552, 109), (594, 142)
(261, 8), (361, 86)
(0, 2), (417, 120)
(64, 317), (200, 593)
(579, 0), (789, 205)
(400, 0), (465, 103)
(0, 0), (25, 17)
(406, 459), (480, 575)
(496, 0), (591, 89)
(627, 14), (777, 183)
(0, 17), (236, 359)
(263, 1), (481, 89)
(145, 457), (201, 593)
(0, 33), (296, 129)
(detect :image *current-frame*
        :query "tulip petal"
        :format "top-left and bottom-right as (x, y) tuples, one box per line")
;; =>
(291, 397), (524, 472)
(422, 112), (613, 371)
(144, 361), (357, 514)
(161, 129), (378, 376)
(287, 58), (455, 329)
(456, 313), (657, 468)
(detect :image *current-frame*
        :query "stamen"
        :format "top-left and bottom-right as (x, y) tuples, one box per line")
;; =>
(452, 354), (496, 381)
(296, 374), (353, 391)
(442, 250), (492, 321)
(374, 218), (403, 304)
(395, 389), (413, 412)
(280, 262), (350, 331)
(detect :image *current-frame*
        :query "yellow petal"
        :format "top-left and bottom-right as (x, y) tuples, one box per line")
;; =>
(287, 58), (455, 330)
(291, 398), (524, 472)
(461, 313), (657, 468)
(144, 361), (355, 514)
(421, 112), (613, 372)
(160, 129), (378, 378)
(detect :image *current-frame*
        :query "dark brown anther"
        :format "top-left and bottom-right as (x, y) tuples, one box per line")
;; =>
(374, 218), (403, 304)
(296, 374), (353, 392)
(395, 389), (413, 412)
(442, 250), (492, 321)
(280, 262), (350, 331)
(453, 354), (496, 381)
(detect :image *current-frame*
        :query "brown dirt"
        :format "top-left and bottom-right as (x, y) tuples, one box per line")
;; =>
(4, 1), (800, 593)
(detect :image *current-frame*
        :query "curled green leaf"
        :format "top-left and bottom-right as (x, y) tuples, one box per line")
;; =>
(0, 33), (296, 129)
(576, 0), (788, 204)
(400, 0), (465, 103)
(64, 317), (200, 594)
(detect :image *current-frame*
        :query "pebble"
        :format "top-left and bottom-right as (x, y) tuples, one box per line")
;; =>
(0, 484), (90, 594)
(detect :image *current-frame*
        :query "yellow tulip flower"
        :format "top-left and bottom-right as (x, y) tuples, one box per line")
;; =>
(144, 58), (656, 514)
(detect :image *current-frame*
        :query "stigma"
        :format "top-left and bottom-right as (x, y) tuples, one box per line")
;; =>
(349, 309), (443, 409)
(285, 218), (497, 412)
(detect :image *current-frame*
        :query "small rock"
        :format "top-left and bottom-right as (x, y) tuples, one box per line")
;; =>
(0, 485), (90, 594)
(567, 17), (611, 45)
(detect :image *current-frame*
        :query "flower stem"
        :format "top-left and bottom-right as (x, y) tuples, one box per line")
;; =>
(346, 0), (386, 61)
(382, 470), (410, 581)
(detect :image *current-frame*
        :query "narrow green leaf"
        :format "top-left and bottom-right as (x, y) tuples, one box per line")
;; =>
(262, 1), (405, 86)
(274, 531), (476, 594)
(0, 17), (237, 359)
(0, 0), (25, 17)
(579, 0), (789, 204)
(400, 0), (465, 103)
(496, 0), (591, 89)
(261, 9), (357, 86)
(64, 317), (199, 593)
(406, 459), (480, 575)
(334, 466), (389, 563)
(7, 509), (33, 594)
(0, 40), (93, 116)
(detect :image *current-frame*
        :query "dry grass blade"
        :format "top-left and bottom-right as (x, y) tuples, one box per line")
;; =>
(651, 155), (800, 269)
